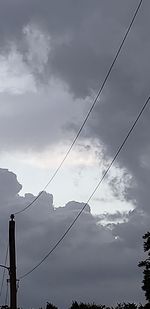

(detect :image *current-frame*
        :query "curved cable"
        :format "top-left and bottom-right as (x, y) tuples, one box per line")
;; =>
(14, 0), (143, 216)
(19, 96), (150, 280)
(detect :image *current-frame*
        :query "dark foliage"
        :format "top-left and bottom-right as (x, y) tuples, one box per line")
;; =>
(143, 304), (150, 309)
(69, 301), (109, 309)
(68, 301), (144, 309)
(115, 303), (138, 309)
(138, 232), (150, 303)
(46, 302), (58, 309)
(45, 301), (150, 309)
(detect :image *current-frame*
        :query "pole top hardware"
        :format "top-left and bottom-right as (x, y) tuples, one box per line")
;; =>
(10, 214), (15, 220)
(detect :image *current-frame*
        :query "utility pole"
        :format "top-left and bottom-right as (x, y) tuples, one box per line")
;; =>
(9, 214), (17, 309)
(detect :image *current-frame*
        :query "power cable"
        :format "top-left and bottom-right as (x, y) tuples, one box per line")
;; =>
(0, 244), (8, 304)
(4, 280), (8, 306)
(14, 0), (143, 216)
(19, 95), (150, 280)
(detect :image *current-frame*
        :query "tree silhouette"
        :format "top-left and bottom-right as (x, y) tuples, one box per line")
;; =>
(138, 232), (150, 304)
(69, 302), (109, 309)
(69, 301), (142, 309)
(46, 302), (58, 309)
(115, 303), (138, 309)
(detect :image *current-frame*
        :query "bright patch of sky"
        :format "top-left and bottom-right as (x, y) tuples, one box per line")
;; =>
(0, 143), (134, 215)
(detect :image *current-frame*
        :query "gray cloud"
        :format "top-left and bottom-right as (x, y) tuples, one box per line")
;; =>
(0, 1), (150, 308)
(0, 0), (148, 98)
(0, 0), (149, 153)
(0, 84), (88, 152)
(0, 168), (147, 308)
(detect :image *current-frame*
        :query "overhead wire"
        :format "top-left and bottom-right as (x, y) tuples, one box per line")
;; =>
(19, 95), (150, 280)
(14, 0), (144, 216)
(4, 280), (8, 307)
(0, 244), (8, 304)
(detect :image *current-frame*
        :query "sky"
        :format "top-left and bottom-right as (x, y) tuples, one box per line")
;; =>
(0, 0), (150, 308)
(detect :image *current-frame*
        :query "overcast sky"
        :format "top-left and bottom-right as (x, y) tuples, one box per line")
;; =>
(0, 0), (150, 308)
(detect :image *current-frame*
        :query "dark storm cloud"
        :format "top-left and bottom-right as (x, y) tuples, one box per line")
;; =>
(82, 0), (150, 215)
(0, 0), (148, 153)
(0, 169), (147, 308)
(0, 0), (141, 96)
(0, 1), (150, 308)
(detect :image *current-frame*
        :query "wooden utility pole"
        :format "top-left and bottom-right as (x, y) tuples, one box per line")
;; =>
(9, 214), (17, 309)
